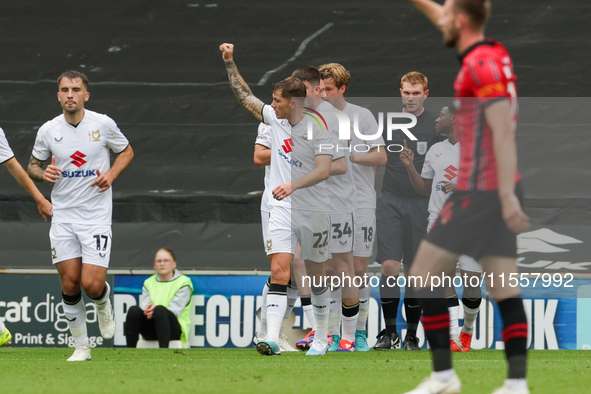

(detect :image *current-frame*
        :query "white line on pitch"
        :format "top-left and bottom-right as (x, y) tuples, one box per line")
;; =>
(257, 22), (334, 86)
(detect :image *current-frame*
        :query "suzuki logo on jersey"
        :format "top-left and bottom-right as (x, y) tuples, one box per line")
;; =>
(62, 169), (97, 178)
(70, 151), (87, 168)
(278, 149), (302, 168)
(281, 138), (294, 154)
(444, 165), (458, 181)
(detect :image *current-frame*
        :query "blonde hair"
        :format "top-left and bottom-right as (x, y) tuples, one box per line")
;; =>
(400, 71), (428, 91)
(318, 63), (351, 92)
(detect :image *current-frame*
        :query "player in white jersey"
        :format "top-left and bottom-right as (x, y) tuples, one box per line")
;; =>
(253, 123), (299, 352)
(400, 106), (482, 352)
(0, 128), (53, 346)
(220, 43), (335, 356)
(290, 66), (358, 352)
(319, 63), (388, 351)
(27, 71), (134, 361)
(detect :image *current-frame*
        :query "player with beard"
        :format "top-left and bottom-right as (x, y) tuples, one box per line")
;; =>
(404, 1), (530, 393)
(220, 44), (336, 356)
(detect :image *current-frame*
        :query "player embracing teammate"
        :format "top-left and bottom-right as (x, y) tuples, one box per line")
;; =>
(220, 43), (339, 356)
(319, 63), (387, 351)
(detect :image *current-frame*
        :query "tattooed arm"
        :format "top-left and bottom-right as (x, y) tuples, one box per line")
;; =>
(28, 155), (62, 183)
(219, 43), (265, 122)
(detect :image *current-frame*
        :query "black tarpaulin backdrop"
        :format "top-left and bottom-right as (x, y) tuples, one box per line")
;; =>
(1, 1), (590, 270)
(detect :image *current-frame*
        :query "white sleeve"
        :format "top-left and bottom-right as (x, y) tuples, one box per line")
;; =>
(262, 105), (276, 126)
(0, 128), (15, 164)
(255, 123), (272, 148)
(167, 286), (193, 318)
(421, 148), (435, 179)
(31, 127), (50, 162)
(314, 127), (335, 158)
(103, 116), (130, 154)
(139, 286), (150, 310)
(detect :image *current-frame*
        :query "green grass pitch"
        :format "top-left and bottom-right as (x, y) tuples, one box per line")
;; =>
(1, 348), (589, 393)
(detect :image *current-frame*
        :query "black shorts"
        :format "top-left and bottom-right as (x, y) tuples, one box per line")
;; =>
(376, 194), (429, 265)
(426, 182), (524, 260)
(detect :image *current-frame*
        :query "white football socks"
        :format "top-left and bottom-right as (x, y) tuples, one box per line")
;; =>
(341, 311), (358, 342)
(63, 296), (89, 346)
(302, 302), (317, 332)
(462, 305), (480, 335)
(280, 286), (297, 336)
(311, 289), (330, 345)
(357, 285), (370, 331)
(328, 287), (341, 335)
(266, 293), (287, 341)
(259, 282), (270, 338)
(93, 282), (111, 310)
(449, 304), (460, 340)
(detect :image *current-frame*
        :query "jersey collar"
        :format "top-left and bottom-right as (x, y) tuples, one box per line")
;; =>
(402, 106), (425, 117)
(457, 38), (497, 63)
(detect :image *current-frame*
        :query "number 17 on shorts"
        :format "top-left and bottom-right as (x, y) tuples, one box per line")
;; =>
(49, 223), (112, 268)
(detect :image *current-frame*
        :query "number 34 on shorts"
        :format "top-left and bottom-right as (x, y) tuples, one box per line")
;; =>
(329, 213), (354, 254)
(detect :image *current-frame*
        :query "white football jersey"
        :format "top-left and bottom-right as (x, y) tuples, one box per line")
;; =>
(255, 123), (272, 213)
(345, 102), (385, 209)
(421, 139), (460, 223)
(317, 101), (356, 214)
(32, 109), (129, 224)
(262, 105), (335, 211)
(0, 128), (15, 164)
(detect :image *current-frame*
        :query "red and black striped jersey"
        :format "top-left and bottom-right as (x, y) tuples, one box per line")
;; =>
(453, 39), (521, 191)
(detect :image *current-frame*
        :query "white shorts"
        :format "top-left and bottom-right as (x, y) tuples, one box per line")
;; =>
(427, 219), (482, 273)
(261, 210), (271, 250)
(50, 223), (112, 268)
(266, 206), (330, 263)
(329, 212), (354, 254)
(353, 208), (376, 258)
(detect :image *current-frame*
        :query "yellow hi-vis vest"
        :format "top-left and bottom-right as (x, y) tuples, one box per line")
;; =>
(144, 274), (193, 347)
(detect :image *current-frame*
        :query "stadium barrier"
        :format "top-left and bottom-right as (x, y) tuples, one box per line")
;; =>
(1, 270), (590, 350)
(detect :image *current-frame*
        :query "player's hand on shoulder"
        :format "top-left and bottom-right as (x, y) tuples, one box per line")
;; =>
(37, 199), (52, 222)
(91, 168), (115, 193)
(400, 140), (414, 166)
(219, 43), (234, 61)
(500, 193), (530, 234)
(43, 156), (63, 183)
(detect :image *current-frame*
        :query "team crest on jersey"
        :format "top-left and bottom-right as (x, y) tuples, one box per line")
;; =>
(417, 141), (428, 155)
(267, 239), (272, 251)
(51, 247), (57, 259)
(92, 130), (100, 142)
